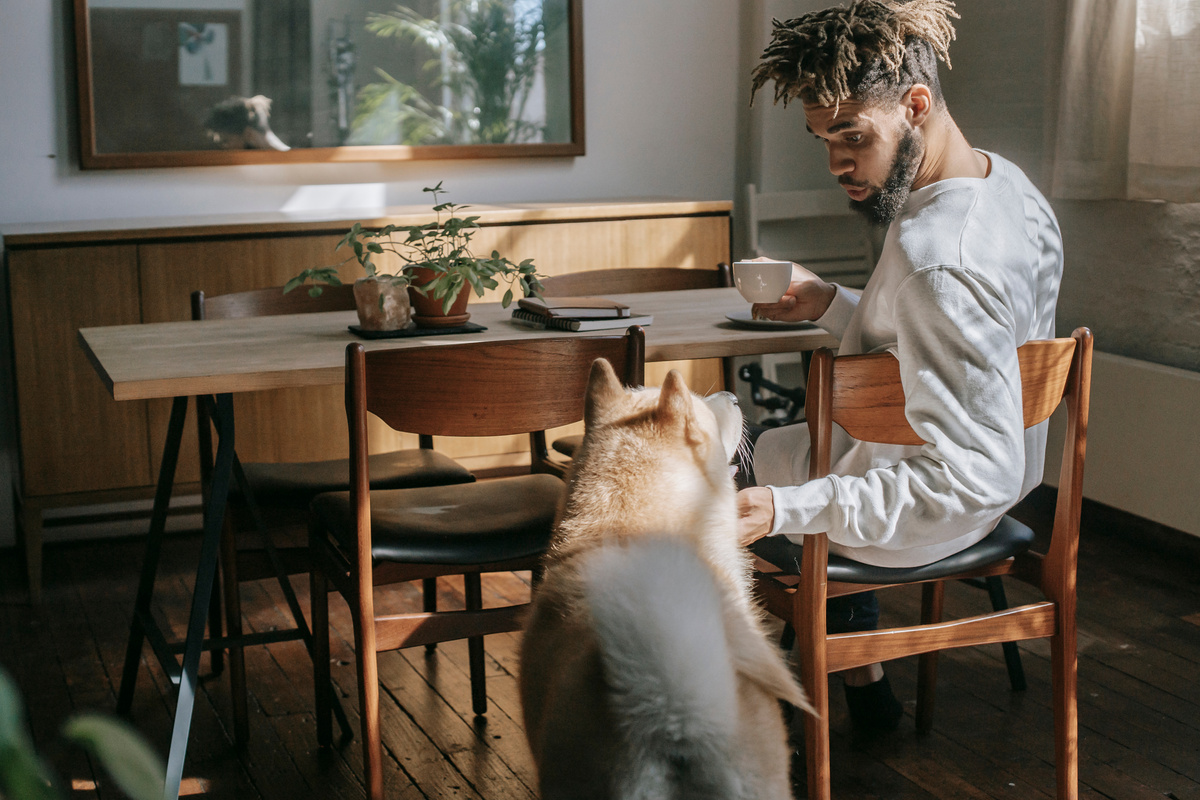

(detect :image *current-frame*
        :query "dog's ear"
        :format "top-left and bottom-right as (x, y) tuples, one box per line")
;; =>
(585, 358), (624, 429)
(656, 370), (696, 433)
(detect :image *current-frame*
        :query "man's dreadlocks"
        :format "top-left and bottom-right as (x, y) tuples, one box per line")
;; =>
(751, 0), (958, 110)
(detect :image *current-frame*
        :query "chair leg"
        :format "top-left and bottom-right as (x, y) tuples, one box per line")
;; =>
(464, 573), (487, 716)
(219, 516), (249, 746)
(310, 559), (332, 748)
(1051, 620), (1079, 799)
(354, 604), (384, 800)
(985, 576), (1028, 691)
(422, 578), (438, 653)
(796, 594), (830, 800)
(916, 580), (945, 734)
(20, 500), (43, 604)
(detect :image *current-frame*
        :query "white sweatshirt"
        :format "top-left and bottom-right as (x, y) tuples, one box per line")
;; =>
(753, 151), (1063, 567)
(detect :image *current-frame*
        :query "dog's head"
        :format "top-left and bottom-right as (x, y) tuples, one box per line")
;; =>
(570, 359), (743, 521)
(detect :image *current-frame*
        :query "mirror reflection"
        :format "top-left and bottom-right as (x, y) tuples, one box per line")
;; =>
(81, 0), (578, 161)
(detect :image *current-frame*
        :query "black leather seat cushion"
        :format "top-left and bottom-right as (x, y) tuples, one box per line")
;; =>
(751, 514), (1035, 585)
(551, 434), (582, 458)
(311, 473), (564, 565)
(235, 449), (474, 507)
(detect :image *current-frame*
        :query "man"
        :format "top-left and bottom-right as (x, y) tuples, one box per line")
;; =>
(737, 0), (1063, 733)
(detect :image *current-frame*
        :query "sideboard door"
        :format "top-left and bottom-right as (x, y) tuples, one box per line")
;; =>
(9, 245), (152, 496)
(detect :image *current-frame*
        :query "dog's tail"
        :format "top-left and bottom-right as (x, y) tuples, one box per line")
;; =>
(579, 538), (811, 799)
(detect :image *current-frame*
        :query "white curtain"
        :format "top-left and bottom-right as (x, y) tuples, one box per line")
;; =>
(1052, 0), (1200, 202)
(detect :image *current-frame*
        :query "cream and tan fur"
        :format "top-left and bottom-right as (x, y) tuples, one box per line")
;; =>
(520, 360), (813, 800)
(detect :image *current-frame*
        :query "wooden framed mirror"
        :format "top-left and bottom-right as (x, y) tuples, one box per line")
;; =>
(73, 0), (584, 169)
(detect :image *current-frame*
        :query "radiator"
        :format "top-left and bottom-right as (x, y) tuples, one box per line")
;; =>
(1044, 350), (1200, 538)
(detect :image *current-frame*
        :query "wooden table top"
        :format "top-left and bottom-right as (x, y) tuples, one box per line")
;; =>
(79, 287), (837, 401)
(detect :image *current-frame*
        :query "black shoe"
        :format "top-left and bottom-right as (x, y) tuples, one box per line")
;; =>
(843, 675), (903, 734)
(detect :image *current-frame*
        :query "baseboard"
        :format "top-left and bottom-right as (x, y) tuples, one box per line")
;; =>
(39, 493), (203, 544)
(1014, 484), (1200, 567)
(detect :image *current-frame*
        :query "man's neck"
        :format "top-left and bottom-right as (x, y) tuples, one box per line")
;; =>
(911, 111), (988, 190)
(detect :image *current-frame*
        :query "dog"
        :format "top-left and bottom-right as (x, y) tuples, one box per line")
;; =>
(519, 359), (813, 800)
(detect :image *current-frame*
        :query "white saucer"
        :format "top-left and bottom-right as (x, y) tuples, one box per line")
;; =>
(724, 309), (818, 330)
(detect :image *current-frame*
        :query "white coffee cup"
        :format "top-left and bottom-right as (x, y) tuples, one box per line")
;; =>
(732, 260), (793, 304)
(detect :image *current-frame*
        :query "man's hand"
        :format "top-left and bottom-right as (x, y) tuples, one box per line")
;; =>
(737, 487), (775, 546)
(750, 260), (837, 323)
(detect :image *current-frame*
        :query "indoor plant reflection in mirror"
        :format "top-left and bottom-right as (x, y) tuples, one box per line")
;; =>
(348, 0), (569, 146)
(284, 183), (545, 331)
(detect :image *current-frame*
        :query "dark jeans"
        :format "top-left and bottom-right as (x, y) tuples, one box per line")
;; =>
(738, 421), (879, 634)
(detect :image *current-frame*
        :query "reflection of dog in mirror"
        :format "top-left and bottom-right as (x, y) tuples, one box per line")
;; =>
(204, 95), (290, 151)
(520, 360), (813, 800)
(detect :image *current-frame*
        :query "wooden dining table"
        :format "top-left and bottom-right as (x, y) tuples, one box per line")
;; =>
(77, 285), (837, 800)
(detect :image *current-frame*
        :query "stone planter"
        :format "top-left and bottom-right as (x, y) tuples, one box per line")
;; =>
(353, 277), (414, 331)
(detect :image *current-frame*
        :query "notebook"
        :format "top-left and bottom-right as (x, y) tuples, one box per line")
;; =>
(516, 296), (632, 320)
(511, 308), (653, 331)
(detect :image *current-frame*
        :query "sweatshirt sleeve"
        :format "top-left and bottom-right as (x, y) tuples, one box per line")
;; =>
(813, 284), (860, 340)
(765, 266), (1026, 553)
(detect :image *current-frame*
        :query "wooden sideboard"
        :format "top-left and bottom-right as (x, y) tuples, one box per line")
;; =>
(1, 199), (730, 576)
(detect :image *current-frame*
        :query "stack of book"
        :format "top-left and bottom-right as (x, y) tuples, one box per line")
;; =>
(510, 296), (654, 331)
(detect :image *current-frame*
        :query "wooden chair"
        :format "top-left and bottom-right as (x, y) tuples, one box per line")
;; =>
(192, 285), (475, 744)
(539, 264), (734, 458)
(752, 328), (1092, 800)
(308, 328), (646, 800)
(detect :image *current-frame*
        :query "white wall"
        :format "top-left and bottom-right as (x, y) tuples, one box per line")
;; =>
(0, 0), (743, 549)
(0, 1), (741, 226)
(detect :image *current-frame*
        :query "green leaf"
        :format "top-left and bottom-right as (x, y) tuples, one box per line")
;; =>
(0, 746), (60, 800)
(366, 242), (384, 254)
(63, 715), (165, 800)
(502, 288), (513, 307)
(465, 270), (484, 296)
(282, 275), (305, 294)
(1, 669), (61, 800)
(308, 286), (323, 298)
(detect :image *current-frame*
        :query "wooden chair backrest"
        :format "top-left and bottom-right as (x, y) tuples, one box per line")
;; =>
(803, 328), (1091, 588)
(811, 337), (1082, 449)
(539, 265), (732, 296)
(192, 284), (357, 321)
(348, 328), (646, 440)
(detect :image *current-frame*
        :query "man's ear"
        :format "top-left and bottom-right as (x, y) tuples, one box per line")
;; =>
(904, 84), (934, 127)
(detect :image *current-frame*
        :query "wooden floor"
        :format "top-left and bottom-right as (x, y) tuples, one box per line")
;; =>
(2, 488), (1198, 800)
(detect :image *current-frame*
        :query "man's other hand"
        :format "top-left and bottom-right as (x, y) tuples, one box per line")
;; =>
(750, 260), (837, 322)
(737, 486), (775, 546)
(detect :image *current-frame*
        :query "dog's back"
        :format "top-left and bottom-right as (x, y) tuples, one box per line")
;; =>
(522, 537), (806, 800)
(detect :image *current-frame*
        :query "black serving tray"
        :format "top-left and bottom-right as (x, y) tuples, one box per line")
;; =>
(348, 322), (488, 339)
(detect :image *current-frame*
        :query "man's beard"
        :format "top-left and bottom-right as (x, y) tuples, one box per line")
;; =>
(846, 128), (922, 226)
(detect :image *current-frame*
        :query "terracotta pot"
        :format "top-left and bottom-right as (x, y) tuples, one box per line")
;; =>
(352, 277), (413, 331)
(407, 267), (471, 328)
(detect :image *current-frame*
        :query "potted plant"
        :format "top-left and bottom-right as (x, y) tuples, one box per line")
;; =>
(285, 182), (544, 330)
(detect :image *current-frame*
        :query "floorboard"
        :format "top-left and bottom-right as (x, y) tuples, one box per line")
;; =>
(1, 488), (1197, 799)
